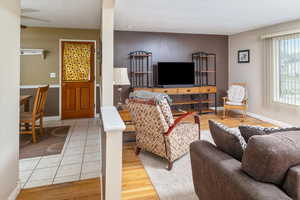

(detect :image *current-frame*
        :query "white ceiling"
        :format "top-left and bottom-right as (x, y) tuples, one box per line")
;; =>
(115, 0), (300, 35)
(22, 0), (300, 35)
(21, 0), (101, 29)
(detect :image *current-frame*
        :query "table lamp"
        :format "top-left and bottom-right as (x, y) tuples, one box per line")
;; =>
(114, 68), (130, 109)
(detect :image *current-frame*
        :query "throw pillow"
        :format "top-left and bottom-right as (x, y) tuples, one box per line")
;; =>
(209, 120), (246, 161)
(239, 125), (300, 143)
(242, 131), (300, 186)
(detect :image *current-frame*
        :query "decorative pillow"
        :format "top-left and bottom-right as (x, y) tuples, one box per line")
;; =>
(239, 125), (300, 143)
(242, 131), (300, 186)
(209, 120), (247, 161)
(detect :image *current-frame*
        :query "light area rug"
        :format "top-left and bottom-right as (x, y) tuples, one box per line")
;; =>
(139, 129), (237, 200)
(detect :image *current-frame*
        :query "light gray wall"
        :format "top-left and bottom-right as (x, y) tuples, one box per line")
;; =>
(229, 19), (300, 126)
(0, 0), (20, 199)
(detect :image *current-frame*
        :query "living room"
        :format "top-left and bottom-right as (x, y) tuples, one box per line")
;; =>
(113, 18), (300, 200)
(2, 0), (300, 200)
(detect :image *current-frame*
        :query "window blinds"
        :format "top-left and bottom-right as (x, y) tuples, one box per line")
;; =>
(264, 33), (300, 106)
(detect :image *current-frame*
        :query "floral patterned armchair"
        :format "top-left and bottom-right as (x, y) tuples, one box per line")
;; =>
(127, 97), (200, 170)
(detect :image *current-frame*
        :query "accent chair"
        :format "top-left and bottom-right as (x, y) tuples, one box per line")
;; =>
(127, 97), (200, 170)
(222, 83), (248, 121)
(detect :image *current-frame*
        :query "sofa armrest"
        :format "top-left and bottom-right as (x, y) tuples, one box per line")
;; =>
(283, 165), (300, 200)
(190, 140), (292, 200)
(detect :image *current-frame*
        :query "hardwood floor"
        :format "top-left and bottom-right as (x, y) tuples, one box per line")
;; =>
(196, 111), (274, 130)
(17, 178), (102, 200)
(17, 112), (275, 200)
(122, 144), (159, 200)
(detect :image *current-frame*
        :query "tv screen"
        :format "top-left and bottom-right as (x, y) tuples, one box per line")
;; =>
(157, 62), (195, 87)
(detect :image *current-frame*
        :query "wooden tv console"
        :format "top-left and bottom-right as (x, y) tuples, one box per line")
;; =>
(133, 86), (217, 115)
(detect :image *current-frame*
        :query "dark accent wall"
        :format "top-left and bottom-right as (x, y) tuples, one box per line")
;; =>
(114, 31), (229, 105)
(20, 87), (101, 117)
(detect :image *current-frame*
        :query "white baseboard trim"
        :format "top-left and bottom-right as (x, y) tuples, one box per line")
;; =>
(209, 106), (292, 127)
(20, 84), (100, 89)
(8, 182), (21, 200)
(44, 116), (60, 121)
(20, 84), (60, 89)
(209, 106), (223, 111)
(44, 114), (100, 121)
(245, 111), (292, 127)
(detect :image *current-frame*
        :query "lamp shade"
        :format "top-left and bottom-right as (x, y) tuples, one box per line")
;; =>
(113, 68), (130, 85)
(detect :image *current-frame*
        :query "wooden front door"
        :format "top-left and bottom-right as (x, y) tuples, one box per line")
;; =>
(61, 41), (95, 119)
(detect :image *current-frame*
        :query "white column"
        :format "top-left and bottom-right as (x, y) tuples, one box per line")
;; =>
(0, 0), (21, 199)
(100, 106), (125, 200)
(101, 0), (115, 106)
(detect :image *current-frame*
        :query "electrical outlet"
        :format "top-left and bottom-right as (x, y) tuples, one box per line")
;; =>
(50, 73), (56, 78)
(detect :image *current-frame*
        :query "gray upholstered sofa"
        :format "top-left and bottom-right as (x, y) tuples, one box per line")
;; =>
(190, 127), (300, 200)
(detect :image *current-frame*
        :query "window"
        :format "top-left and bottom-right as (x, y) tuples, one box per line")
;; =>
(272, 34), (300, 105)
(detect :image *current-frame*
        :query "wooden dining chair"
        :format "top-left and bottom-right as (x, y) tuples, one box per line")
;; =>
(20, 85), (49, 143)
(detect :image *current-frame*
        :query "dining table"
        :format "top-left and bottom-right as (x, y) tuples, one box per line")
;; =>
(20, 95), (32, 112)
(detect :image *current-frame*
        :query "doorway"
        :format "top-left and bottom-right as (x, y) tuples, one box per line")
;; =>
(60, 40), (96, 119)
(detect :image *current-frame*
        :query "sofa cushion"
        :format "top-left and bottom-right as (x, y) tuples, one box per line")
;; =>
(239, 125), (300, 142)
(283, 165), (300, 200)
(209, 120), (246, 161)
(242, 131), (300, 186)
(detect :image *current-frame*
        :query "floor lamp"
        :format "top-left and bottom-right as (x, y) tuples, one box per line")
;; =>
(114, 68), (130, 109)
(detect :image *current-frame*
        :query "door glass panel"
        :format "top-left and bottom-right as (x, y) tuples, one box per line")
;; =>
(63, 42), (93, 81)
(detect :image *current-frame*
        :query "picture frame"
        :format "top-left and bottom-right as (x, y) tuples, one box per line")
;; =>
(238, 50), (250, 63)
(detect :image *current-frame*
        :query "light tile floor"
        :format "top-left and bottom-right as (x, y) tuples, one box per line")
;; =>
(19, 118), (102, 189)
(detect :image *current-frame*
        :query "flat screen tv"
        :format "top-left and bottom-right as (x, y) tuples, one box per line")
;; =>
(157, 62), (195, 88)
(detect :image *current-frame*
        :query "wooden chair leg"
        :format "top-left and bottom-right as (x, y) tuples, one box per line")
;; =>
(241, 109), (246, 122)
(32, 121), (37, 143)
(167, 161), (173, 171)
(40, 117), (44, 136)
(135, 147), (141, 155)
(222, 108), (226, 120)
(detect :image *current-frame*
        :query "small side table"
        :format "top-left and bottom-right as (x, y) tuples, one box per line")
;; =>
(118, 109), (135, 133)
(118, 109), (132, 122)
(118, 109), (136, 142)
